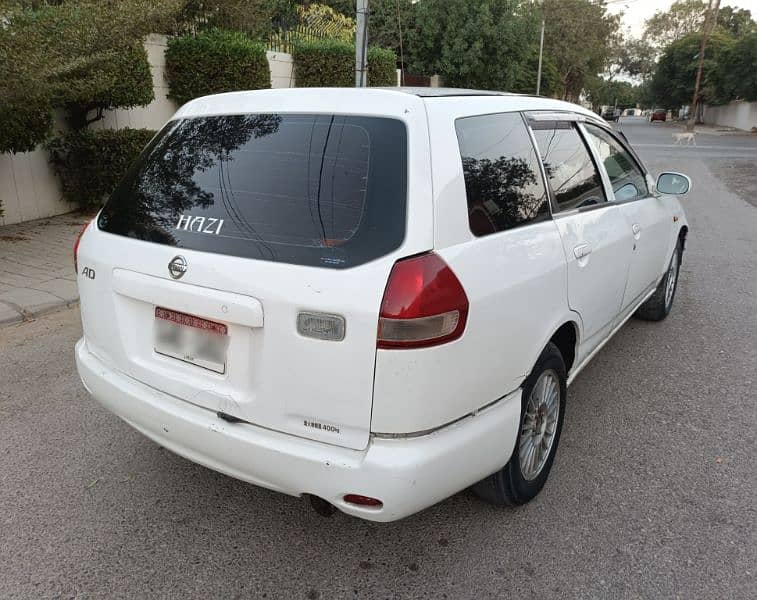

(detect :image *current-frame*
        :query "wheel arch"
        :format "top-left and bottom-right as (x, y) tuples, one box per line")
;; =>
(678, 224), (688, 252)
(527, 317), (581, 383)
(548, 321), (579, 375)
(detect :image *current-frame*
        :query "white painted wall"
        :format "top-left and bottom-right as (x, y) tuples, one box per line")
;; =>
(702, 100), (757, 132)
(0, 147), (76, 226)
(267, 51), (295, 89)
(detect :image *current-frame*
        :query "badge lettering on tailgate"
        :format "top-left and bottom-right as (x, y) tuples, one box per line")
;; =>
(176, 215), (224, 235)
(304, 420), (341, 434)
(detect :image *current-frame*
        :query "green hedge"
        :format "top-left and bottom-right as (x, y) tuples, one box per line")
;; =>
(367, 47), (398, 87)
(165, 29), (271, 105)
(293, 39), (397, 87)
(0, 92), (53, 154)
(55, 42), (154, 115)
(46, 128), (156, 209)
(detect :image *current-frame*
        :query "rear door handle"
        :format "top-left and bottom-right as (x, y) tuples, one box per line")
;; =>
(573, 243), (592, 259)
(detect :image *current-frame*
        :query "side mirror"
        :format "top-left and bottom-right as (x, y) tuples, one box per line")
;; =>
(656, 172), (691, 195)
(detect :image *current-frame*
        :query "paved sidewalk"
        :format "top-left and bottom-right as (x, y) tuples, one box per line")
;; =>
(0, 213), (89, 326)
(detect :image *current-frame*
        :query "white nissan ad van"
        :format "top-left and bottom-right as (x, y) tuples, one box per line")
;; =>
(75, 88), (691, 522)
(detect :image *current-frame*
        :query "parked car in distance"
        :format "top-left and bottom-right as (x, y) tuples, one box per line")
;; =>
(602, 108), (621, 122)
(74, 88), (691, 522)
(650, 108), (667, 122)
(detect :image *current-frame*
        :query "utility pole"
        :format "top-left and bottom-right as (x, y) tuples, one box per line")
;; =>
(355, 0), (369, 87)
(688, 0), (720, 129)
(536, 16), (545, 95)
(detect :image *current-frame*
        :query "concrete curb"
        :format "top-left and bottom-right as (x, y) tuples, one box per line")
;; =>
(0, 298), (79, 328)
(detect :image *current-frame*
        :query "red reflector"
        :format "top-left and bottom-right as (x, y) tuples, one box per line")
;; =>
(343, 494), (383, 508)
(377, 252), (469, 349)
(73, 219), (92, 274)
(155, 307), (228, 336)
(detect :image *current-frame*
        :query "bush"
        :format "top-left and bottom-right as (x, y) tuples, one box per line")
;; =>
(368, 47), (399, 87)
(46, 128), (156, 209)
(293, 39), (397, 87)
(0, 1), (171, 131)
(294, 39), (353, 87)
(165, 29), (271, 105)
(55, 42), (155, 123)
(0, 91), (53, 154)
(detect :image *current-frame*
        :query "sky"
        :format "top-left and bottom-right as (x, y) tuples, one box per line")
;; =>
(606, 0), (757, 38)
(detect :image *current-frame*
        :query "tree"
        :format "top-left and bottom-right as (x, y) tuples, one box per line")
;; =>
(511, 53), (560, 97)
(177, 0), (276, 39)
(364, 0), (415, 67)
(715, 6), (756, 38)
(649, 31), (735, 109)
(612, 37), (657, 81)
(541, 0), (620, 100)
(643, 0), (707, 50)
(711, 31), (757, 101)
(407, 0), (539, 91)
(585, 78), (640, 111)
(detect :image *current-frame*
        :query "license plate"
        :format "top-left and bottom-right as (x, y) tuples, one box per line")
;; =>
(154, 307), (229, 374)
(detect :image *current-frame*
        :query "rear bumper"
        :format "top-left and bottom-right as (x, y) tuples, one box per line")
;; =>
(75, 338), (521, 522)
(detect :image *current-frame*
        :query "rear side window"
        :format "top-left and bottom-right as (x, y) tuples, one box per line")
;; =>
(583, 124), (648, 202)
(98, 114), (407, 269)
(531, 122), (607, 212)
(455, 112), (549, 237)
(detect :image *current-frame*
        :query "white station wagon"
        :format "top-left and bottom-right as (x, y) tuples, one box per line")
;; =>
(75, 88), (691, 521)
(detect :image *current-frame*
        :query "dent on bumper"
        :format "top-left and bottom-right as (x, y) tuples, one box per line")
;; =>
(75, 338), (521, 522)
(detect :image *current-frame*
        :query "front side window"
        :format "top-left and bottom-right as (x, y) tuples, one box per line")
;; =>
(531, 122), (607, 212)
(98, 114), (407, 269)
(455, 112), (549, 237)
(583, 124), (649, 202)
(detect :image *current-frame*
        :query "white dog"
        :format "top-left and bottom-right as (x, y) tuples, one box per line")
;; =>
(673, 131), (697, 145)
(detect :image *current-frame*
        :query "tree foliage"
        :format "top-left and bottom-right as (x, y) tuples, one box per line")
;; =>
(643, 0), (707, 51)
(165, 29), (271, 105)
(366, 0), (415, 66)
(406, 0), (540, 91)
(612, 37), (657, 81)
(511, 53), (560, 97)
(541, 0), (620, 100)
(711, 32), (757, 101)
(0, 0), (180, 140)
(649, 32), (736, 109)
(175, 0), (275, 38)
(585, 78), (640, 111)
(715, 6), (756, 38)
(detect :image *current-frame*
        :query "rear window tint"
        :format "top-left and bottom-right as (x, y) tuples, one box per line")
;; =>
(455, 112), (549, 236)
(98, 114), (407, 269)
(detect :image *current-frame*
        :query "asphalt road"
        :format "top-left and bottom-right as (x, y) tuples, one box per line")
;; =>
(1, 118), (756, 600)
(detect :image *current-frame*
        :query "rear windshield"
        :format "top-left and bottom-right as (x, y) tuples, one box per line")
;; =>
(98, 114), (407, 269)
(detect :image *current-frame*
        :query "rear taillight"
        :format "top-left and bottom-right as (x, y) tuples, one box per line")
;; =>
(377, 253), (469, 349)
(73, 220), (91, 274)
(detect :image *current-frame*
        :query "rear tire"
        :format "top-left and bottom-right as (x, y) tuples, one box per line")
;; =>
(472, 342), (566, 507)
(635, 240), (682, 321)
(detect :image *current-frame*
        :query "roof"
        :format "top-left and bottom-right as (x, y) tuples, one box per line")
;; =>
(379, 87), (526, 98)
(173, 87), (598, 123)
